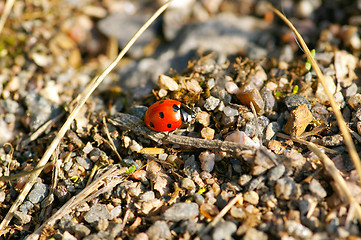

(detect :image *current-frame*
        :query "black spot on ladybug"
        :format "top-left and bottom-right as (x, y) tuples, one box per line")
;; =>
(159, 112), (164, 118)
(150, 122), (155, 128)
(172, 104), (180, 112)
(167, 123), (172, 128)
(159, 100), (164, 104)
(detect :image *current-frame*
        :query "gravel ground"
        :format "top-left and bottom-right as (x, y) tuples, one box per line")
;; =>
(1, 0), (361, 239)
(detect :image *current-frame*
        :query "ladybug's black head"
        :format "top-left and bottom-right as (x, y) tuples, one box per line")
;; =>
(180, 104), (195, 123)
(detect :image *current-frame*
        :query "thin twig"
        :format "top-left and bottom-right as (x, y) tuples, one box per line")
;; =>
(304, 141), (361, 220)
(0, 0), (16, 34)
(103, 116), (122, 161)
(269, 4), (361, 181)
(0, 1), (172, 232)
(109, 113), (253, 155)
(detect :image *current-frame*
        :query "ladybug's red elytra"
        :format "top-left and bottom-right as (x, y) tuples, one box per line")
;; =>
(144, 100), (194, 132)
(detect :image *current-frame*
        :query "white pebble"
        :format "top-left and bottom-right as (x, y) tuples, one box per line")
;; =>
(129, 140), (143, 152)
(225, 81), (239, 94)
(158, 74), (179, 91)
(224, 130), (260, 149)
(223, 106), (239, 117)
(199, 151), (215, 172)
(83, 142), (93, 154)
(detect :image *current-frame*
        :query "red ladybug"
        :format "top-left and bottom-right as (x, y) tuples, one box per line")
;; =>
(144, 100), (194, 132)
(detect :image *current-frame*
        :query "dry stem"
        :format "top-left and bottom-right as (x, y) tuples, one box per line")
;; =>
(0, 1), (172, 232)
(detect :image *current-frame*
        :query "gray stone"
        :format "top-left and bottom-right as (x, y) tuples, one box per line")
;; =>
(212, 221), (237, 240)
(275, 177), (300, 200)
(19, 201), (34, 212)
(76, 157), (93, 170)
(73, 224), (91, 238)
(261, 87), (277, 113)
(163, 202), (199, 221)
(193, 193), (205, 205)
(268, 164), (285, 182)
(84, 204), (110, 224)
(265, 122), (280, 140)
(285, 220), (312, 239)
(13, 210), (32, 224)
(109, 206), (122, 219)
(139, 191), (155, 202)
(285, 94), (311, 111)
(309, 179), (327, 198)
(146, 220), (171, 240)
(204, 96), (220, 111)
(24, 93), (60, 131)
(28, 182), (48, 204)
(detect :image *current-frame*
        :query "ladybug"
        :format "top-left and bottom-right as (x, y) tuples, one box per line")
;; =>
(144, 100), (194, 132)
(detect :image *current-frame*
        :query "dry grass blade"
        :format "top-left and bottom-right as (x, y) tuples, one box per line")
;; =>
(0, 1), (172, 232)
(26, 166), (126, 240)
(305, 141), (361, 220)
(0, 0), (16, 34)
(268, 4), (361, 183)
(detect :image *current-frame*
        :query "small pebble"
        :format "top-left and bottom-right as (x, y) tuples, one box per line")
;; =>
(19, 201), (34, 212)
(309, 179), (327, 199)
(275, 177), (300, 200)
(158, 74), (179, 91)
(345, 83), (357, 97)
(201, 127), (215, 140)
(285, 220), (313, 239)
(109, 206), (122, 219)
(268, 164), (286, 182)
(223, 106), (239, 117)
(244, 227), (268, 240)
(225, 81), (239, 94)
(199, 151), (216, 172)
(28, 182), (49, 204)
(284, 104), (313, 137)
(186, 79), (203, 94)
(181, 178), (196, 190)
(348, 93), (361, 110)
(212, 221), (237, 240)
(62, 231), (77, 240)
(315, 76), (336, 104)
(76, 157), (92, 170)
(261, 87), (277, 113)
(224, 130), (260, 148)
(139, 191), (155, 201)
(196, 111), (211, 126)
(236, 81), (264, 114)
(129, 140), (143, 152)
(265, 122), (280, 140)
(0, 191), (6, 202)
(204, 96), (220, 111)
(73, 224), (91, 238)
(134, 233), (149, 240)
(131, 170), (147, 181)
(285, 95), (311, 111)
(230, 206), (246, 219)
(146, 221), (171, 240)
(239, 174), (252, 186)
(163, 202), (199, 221)
(243, 191), (259, 205)
(95, 219), (109, 232)
(84, 204), (110, 224)
(13, 211), (32, 225)
(193, 193), (205, 205)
